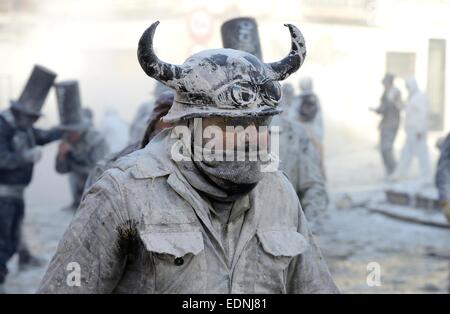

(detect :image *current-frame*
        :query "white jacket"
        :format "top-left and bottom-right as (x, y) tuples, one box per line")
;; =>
(404, 78), (429, 134)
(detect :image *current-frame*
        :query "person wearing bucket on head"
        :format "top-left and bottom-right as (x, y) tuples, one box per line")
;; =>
(0, 65), (62, 293)
(54, 81), (109, 212)
(221, 17), (328, 227)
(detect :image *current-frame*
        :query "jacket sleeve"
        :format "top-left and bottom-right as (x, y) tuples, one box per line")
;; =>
(34, 127), (63, 145)
(286, 203), (339, 294)
(374, 100), (385, 115)
(297, 136), (328, 219)
(0, 120), (29, 169)
(38, 171), (130, 294)
(436, 135), (450, 201)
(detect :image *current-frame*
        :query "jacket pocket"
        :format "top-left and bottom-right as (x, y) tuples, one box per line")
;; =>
(139, 230), (207, 293)
(257, 229), (308, 257)
(140, 231), (204, 256)
(255, 229), (309, 293)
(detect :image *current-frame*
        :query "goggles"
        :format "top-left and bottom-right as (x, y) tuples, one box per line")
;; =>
(176, 79), (282, 109)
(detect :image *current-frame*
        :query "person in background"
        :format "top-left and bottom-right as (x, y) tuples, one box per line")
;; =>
(435, 134), (450, 223)
(0, 65), (61, 293)
(296, 77), (324, 145)
(280, 83), (295, 117)
(54, 81), (109, 212)
(83, 90), (174, 192)
(370, 73), (402, 177)
(99, 106), (130, 155)
(272, 115), (329, 225)
(221, 17), (329, 227)
(390, 77), (430, 181)
(129, 81), (171, 144)
(295, 77), (326, 178)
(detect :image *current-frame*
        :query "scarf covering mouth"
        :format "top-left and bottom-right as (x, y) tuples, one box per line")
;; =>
(170, 122), (268, 202)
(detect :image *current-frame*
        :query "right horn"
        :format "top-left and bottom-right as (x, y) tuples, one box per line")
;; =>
(266, 24), (306, 81)
(137, 21), (184, 89)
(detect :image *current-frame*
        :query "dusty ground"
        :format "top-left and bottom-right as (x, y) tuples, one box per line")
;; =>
(3, 125), (450, 294)
(320, 125), (450, 294)
(318, 193), (450, 294)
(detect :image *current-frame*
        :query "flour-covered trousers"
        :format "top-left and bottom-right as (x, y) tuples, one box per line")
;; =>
(0, 197), (24, 283)
(380, 126), (398, 175)
(396, 130), (430, 178)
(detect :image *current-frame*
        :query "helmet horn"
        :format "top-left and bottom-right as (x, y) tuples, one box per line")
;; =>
(266, 24), (306, 81)
(137, 21), (184, 89)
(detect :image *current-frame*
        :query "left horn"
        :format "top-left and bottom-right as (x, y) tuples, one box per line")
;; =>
(266, 24), (306, 81)
(137, 21), (184, 89)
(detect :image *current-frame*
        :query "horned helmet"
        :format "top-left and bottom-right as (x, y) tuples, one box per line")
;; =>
(137, 21), (306, 123)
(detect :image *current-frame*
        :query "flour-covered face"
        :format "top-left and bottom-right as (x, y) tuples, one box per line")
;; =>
(187, 116), (271, 191)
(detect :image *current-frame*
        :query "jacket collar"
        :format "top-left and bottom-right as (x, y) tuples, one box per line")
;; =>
(127, 128), (175, 179)
(127, 128), (264, 270)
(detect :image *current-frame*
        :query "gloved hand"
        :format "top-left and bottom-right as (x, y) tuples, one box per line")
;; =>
(23, 147), (42, 163)
(57, 142), (72, 159)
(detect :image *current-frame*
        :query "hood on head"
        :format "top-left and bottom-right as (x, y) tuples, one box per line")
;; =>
(405, 77), (418, 93)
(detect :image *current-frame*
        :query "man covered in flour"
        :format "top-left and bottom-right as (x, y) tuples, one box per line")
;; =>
(38, 21), (338, 294)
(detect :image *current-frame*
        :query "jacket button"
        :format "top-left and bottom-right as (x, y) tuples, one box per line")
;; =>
(174, 257), (184, 266)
